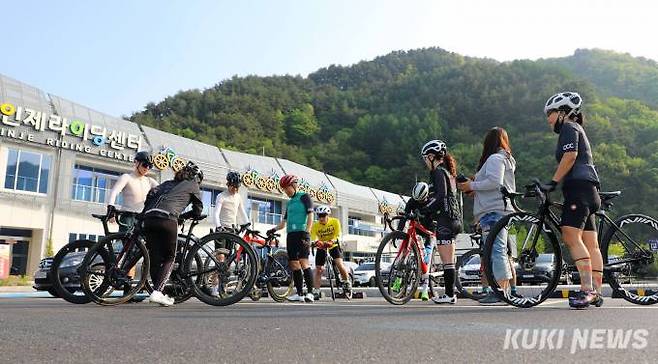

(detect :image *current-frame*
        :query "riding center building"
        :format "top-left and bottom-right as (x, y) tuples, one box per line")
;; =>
(0, 73), (410, 278)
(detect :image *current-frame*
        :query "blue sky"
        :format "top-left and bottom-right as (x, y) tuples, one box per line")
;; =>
(2, 0), (656, 117)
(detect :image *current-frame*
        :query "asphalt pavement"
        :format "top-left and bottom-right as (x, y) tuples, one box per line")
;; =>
(1, 295), (657, 364)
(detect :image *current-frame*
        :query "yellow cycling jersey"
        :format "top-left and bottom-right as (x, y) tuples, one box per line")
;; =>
(311, 217), (341, 242)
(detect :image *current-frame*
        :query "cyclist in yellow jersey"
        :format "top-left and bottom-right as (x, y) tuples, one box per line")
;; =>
(311, 205), (351, 300)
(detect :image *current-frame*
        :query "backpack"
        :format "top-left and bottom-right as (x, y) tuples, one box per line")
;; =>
(438, 167), (463, 224)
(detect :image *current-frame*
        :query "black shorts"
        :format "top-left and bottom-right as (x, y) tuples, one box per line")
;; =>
(561, 180), (601, 231)
(315, 245), (343, 266)
(436, 215), (462, 242)
(287, 231), (311, 261)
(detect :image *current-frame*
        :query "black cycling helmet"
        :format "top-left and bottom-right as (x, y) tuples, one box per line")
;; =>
(226, 171), (241, 187)
(134, 151), (153, 168)
(182, 161), (204, 184)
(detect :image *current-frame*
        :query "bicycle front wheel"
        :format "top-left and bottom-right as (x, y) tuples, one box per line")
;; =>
(266, 249), (293, 302)
(483, 212), (562, 308)
(80, 234), (150, 306)
(602, 214), (658, 305)
(327, 259), (335, 301)
(50, 239), (95, 304)
(188, 232), (258, 306)
(375, 231), (420, 305)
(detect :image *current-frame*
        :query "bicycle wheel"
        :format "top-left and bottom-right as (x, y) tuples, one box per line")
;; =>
(50, 239), (95, 304)
(266, 249), (293, 302)
(187, 232), (258, 306)
(80, 233), (150, 306)
(483, 212), (562, 308)
(602, 214), (658, 305)
(375, 231), (420, 305)
(455, 249), (487, 301)
(327, 259), (335, 301)
(164, 251), (203, 304)
(336, 263), (353, 300)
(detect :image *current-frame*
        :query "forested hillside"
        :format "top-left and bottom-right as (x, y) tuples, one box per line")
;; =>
(130, 48), (658, 221)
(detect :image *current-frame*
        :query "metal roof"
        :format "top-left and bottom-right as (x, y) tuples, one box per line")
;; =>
(220, 148), (285, 177)
(325, 174), (379, 214)
(276, 158), (333, 190)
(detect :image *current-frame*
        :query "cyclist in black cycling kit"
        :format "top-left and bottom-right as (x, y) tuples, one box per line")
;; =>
(419, 140), (463, 304)
(543, 92), (603, 308)
(141, 161), (204, 306)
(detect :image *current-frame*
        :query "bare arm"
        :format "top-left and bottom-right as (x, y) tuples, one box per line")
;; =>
(552, 152), (577, 183)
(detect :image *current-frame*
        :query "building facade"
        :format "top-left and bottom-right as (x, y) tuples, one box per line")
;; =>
(0, 74), (409, 277)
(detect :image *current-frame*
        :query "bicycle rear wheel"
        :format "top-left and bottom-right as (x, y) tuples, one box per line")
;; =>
(483, 212), (562, 308)
(375, 231), (420, 305)
(80, 234), (150, 306)
(187, 232), (258, 306)
(602, 214), (658, 305)
(50, 239), (95, 304)
(266, 249), (293, 302)
(455, 249), (487, 301)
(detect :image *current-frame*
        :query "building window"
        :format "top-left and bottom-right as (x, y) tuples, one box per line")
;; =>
(72, 165), (123, 204)
(249, 197), (283, 225)
(201, 188), (224, 216)
(348, 217), (377, 237)
(68, 233), (102, 243)
(4, 148), (52, 194)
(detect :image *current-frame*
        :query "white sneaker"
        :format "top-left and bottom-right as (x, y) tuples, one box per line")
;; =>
(304, 293), (315, 303)
(432, 294), (457, 305)
(149, 291), (173, 307)
(287, 293), (305, 302)
(164, 294), (175, 306)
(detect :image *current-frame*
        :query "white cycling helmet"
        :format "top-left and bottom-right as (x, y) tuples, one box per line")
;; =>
(315, 205), (332, 215)
(544, 91), (582, 118)
(412, 182), (430, 202)
(420, 139), (447, 158)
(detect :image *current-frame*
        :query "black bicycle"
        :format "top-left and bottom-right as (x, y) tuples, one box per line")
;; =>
(78, 212), (258, 306)
(236, 223), (293, 302)
(455, 227), (488, 301)
(312, 241), (353, 301)
(483, 180), (658, 307)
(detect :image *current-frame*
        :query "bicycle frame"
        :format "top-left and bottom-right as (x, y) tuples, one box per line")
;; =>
(395, 217), (436, 274)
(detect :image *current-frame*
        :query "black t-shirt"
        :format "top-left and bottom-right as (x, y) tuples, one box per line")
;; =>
(555, 121), (600, 184)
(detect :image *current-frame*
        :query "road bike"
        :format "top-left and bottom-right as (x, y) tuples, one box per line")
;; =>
(312, 240), (352, 301)
(483, 180), (658, 307)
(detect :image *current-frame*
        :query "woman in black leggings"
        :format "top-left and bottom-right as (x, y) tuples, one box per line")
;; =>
(141, 161), (204, 307)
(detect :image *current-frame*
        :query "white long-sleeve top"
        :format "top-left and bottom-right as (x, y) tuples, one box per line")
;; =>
(108, 172), (159, 213)
(213, 190), (250, 228)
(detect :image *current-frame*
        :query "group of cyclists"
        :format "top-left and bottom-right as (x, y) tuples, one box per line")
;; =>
(103, 90), (604, 309)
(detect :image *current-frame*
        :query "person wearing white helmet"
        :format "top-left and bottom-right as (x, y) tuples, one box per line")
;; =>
(544, 91), (603, 309)
(310, 205), (350, 300)
(396, 182), (438, 301)
(418, 140), (463, 304)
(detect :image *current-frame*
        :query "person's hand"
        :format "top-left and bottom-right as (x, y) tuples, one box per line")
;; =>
(266, 228), (277, 236)
(107, 205), (117, 223)
(539, 180), (558, 192)
(457, 181), (472, 193)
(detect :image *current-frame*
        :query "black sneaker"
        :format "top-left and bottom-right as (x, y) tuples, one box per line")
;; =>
(569, 291), (597, 309)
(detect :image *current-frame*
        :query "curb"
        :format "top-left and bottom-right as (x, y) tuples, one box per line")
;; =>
(0, 286), (36, 293)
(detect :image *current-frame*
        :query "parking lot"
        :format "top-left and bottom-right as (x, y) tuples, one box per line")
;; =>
(1, 292), (657, 364)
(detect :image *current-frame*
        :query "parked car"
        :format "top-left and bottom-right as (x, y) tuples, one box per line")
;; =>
(516, 253), (557, 285)
(33, 252), (88, 297)
(353, 262), (389, 287)
(458, 254), (482, 286)
(33, 257), (58, 296)
(569, 255), (630, 284)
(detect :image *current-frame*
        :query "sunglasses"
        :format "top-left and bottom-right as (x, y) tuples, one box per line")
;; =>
(139, 161), (153, 169)
(318, 213), (328, 218)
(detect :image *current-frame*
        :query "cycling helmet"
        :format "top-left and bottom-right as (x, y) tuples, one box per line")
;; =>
(315, 205), (331, 215)
(279, 174), (298, 189)
(134, 151), (153, 168)
(412, 182), (430, 202)
(420, 139), (447, 158)
(183, 161), (204, 184)
(544, 92), (582, 118)
(226, 171), (241, 187)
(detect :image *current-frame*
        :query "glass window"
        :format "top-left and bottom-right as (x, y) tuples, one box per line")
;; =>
(4, 149), (52, 194)
(69, 233), (77, 243)
(348, 216), (377, 237)
(249, 197), (283, 225)
(200, 188), (223, 216)
(72, 165), (122, 204)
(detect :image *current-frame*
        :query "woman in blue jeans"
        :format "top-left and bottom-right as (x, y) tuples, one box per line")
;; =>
(458, 127), (517, 304)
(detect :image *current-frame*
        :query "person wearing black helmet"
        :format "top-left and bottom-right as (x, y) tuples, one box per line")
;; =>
(209, 171), (251, 297)
(107, 151), (158, 230)
(544, 92), (603, 309)
(141, 161), (204, 306)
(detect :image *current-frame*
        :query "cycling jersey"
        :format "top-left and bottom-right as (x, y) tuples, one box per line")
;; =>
(284, 192), (313, 232)
(555, 121), (600, 185)
(213, 191), (250, 228)
(311, 217), (341, 242)
(108, 172), (158, 213)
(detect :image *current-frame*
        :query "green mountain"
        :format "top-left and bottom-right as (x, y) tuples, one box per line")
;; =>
(130, 47), (658, 221)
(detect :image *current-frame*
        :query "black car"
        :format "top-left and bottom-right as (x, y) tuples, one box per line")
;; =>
(33, 253), (85, 297)
(516, 254), (558, 285)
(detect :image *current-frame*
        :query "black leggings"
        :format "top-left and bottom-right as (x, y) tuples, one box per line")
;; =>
(143, 218), (178, 292)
